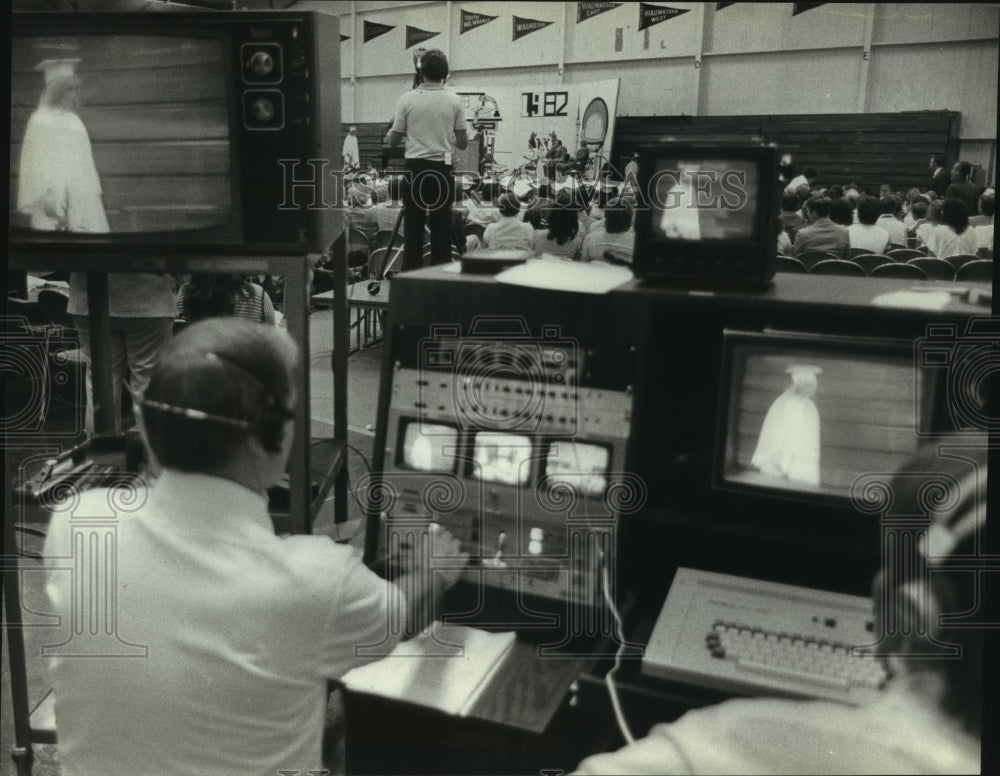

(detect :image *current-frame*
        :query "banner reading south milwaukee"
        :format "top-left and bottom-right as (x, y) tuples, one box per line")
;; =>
(461, 9), (498, 34)
(638, 3), (690, 31)
(513, 15), (554, 41)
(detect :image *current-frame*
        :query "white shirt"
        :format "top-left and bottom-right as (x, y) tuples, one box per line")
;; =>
(342, 132), (360, 167)
(391, 84), (465, 162)
(573, 684), (980, 775)
(44, 470), (400, 776)
(925, 224), (979, 259)
(847, 223), (890, 255)
(482, 216), (533, 250)
(876, 214), (908, 247)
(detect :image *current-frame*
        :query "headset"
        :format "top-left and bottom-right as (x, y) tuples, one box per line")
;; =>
(142, 351), (294, 453)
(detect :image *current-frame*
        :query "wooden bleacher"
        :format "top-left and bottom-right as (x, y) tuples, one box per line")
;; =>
(611, 111), (961, 193)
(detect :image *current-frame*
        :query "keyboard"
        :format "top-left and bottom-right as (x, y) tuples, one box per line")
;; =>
(642, 568), (889, 706)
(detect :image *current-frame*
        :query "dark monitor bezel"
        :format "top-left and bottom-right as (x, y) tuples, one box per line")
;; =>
(632, 143), (780, 288)
(713, 328), (941, 509)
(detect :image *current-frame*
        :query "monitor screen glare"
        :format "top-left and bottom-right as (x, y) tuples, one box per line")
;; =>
(473, 432), (532, 486)
(400, 422), (458, 472)
(544, 441), (610, 498)
(650, 158), (758, 242)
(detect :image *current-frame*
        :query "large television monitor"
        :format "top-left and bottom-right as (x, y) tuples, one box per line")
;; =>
(632, 144), (780, 288)
(715, 329), (940, 505)
(10, 10), (341, 257)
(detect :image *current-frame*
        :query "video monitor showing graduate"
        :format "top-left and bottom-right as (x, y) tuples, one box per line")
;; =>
(11, 35), (231, 235)
(397, 420), (459, 473)
(650, 158), (758, 242)
(542, 441), (611, 498)
(471, 432), (533, 487)
(717, 331), (935, 502)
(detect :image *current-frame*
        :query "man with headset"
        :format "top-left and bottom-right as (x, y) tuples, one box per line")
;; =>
(574, 440), (987, 774)
(43, 319), (466, 776)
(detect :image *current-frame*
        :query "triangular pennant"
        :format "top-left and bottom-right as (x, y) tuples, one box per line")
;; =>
(716, 2), (737, 9)
(363, 20), (394, 43)
(461, 9), (498, 34)
(513, 15), (554, 41)
(406, 25), (439, 49)
(638, 3), (690, 31)
(340, 34), (350, 42)
(792, 2), (826, 15)
(577, 2), (622, 23)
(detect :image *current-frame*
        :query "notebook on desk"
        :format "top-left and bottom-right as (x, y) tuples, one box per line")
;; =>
(340, 622), (517, 717)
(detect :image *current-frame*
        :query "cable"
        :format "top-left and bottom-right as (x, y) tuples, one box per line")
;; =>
(601, 555), (636, 746)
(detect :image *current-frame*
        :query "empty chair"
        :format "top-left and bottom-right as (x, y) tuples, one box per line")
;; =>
(954, 259), (994, 282)
(870, 262), (927, 280)
(944, 254), (983, 273)
(850, 254), (892, 274)
(809, 259), (866, 277)
(906, 257), (954, 281)
(775, 255), (807, 274)
(849, 247), (874, 259)
(795, 251), (842, 270)
(851, 254), (893, 275)
(368, 246), (404, 279)
(886, 248), (925, 261)
(373, 229), (399, 251)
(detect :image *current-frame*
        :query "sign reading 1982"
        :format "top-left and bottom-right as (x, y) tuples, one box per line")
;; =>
(522, 91), (569, 117)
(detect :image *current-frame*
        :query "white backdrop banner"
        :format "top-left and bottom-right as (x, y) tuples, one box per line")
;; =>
(451, 79), (620, 176)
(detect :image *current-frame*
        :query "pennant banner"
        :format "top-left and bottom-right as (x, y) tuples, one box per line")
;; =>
(792, 2), (826, 15)
(461, 9), (498, 34)
(513, 15), (554, 41)
(716, 3), (737, 9)
(406, 25), (439, 49)
(340, 35), (351, 42)
(577, 2), (622, 23)
(363, 20), (394, 43)
(638, 3), (690, 30)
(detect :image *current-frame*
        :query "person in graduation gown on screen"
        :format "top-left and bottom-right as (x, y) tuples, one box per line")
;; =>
(751, 364), (822, 486)
(658, 162), (702, 241)
(17, 58), (109, 234)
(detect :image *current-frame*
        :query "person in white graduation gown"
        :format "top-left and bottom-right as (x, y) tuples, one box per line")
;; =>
(751, 364), (822, 486)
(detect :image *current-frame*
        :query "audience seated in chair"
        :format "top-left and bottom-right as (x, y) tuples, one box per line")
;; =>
(847, 196), (890, 255)
(875, 195), (908, 248)
(581, 198), (634, 264)
(809, 259), (865, 276)
(925, 198), (978, 259)
(481, 193), (533, 251)
(828, 198), (855, 228)
(954, 259), (993, 282)
(792, 196), (849, 261)
(530, 189), (583, 260)
(971, 189), (994, 256)
(906, 256), (955, 281)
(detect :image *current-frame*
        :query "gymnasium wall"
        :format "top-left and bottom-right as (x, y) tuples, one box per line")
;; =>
(315, 1), (997, 182)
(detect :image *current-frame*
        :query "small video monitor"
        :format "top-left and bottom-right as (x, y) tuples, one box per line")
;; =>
(471, 432), (533, 486)
(716, 330), (939, 503)
(543, 441), (611, 498)
(397, 419), (459, 473)
(632, 144), (779, 287)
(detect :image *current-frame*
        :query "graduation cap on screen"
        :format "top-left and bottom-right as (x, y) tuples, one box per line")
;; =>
(786, 364), (822, 389)
(36, 58), (82, 84)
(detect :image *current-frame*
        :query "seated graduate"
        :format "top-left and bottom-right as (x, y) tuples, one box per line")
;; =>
(573, 441), (985, 775)
(43, 318), (466, 776)
(530, 188), (584, 260)
(581, 197), (635, 264)
(482, 193), (533, 250)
